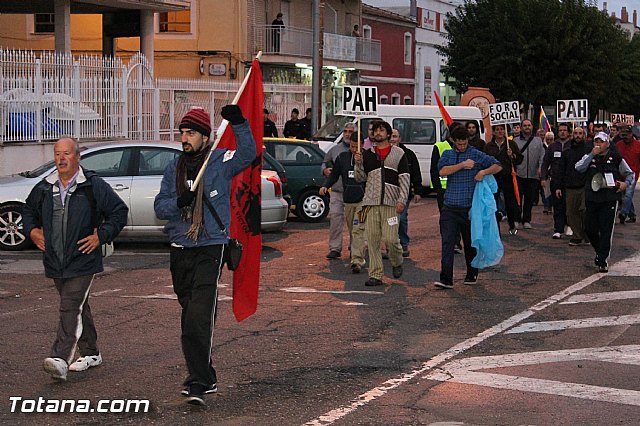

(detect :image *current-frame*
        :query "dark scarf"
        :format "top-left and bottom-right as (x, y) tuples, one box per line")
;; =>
(175, 144), (212, 240)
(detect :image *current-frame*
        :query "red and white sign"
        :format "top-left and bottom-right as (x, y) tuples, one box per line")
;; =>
(418, 8), (443, 32)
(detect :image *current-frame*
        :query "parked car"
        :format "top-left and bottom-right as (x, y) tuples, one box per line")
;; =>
(0, 141), (288, 251)
(263, 137), (329, 222)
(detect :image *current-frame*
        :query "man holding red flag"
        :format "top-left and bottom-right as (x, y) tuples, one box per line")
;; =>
(218, 59), (264, 323)
(154, 103), (256, 405)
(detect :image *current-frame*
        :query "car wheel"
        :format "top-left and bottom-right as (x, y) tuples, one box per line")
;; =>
(0, 203), (31, 251)
(296, 190), (329, 222)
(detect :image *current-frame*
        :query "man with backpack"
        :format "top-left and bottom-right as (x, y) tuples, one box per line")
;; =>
(22, 137), (128, 382)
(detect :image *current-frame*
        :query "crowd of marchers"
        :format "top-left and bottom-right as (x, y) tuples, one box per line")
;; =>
(319, 118), (640, 288)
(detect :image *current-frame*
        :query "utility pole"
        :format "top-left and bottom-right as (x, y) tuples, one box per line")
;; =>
(311, 0), (323, 136)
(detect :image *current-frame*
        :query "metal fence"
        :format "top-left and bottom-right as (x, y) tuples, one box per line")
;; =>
(157, 79), (311, 140)
(1, 48), (311, 144)
(0, 49), (126, 144)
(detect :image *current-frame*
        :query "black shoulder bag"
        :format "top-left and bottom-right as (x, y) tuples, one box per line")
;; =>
(520, 136), (535, 153)
(202, 196), (243, 271)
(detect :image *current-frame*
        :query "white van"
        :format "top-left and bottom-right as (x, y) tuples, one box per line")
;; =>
(314, 105), (485, 186)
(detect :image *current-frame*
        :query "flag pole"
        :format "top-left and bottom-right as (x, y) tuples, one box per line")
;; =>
(191, 51), (263, 191)
(357, 116), (361, 152)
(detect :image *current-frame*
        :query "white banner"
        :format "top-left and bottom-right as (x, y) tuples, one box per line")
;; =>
(341, 86), (378, 116)
(488, 101), (520, 126)
(557, 99), (588, 122)
(610, 113), (625, 124)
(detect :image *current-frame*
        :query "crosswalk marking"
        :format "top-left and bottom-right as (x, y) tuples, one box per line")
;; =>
(506, 314), (640, 334)
(560, 290), (640, 304)
(425, 345), (640, 406)
(282, 286), (384, 295)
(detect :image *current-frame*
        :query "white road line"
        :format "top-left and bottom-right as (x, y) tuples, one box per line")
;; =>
(560, 290), (640, 304)
(434, 371), (640, 406)
(505, 314), (640, 334)
(121, 294), (177, 300)
(302, 268), (605, 426)
(92, 288), (122, 296)
(425, 345), (640, 406)
(283, 286), (384, 295)
(119, 293), (232, 301)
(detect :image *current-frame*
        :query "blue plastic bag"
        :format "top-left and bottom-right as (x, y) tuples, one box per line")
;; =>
(470, 175), (503, 268)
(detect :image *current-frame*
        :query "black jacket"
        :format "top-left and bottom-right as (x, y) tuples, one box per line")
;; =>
(323, 150), (365, 203)
(23, 168), (128, 279)
(283, 119), (305, 139)
(484, 138), (523, 178)
(541, 139), (571, 181)
(264, 118), (278, 138)
(398, 143), (426, 198)
(559, 139), (592, 189)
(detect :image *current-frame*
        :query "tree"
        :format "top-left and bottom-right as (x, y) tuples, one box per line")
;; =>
(438, 0), (635, 118)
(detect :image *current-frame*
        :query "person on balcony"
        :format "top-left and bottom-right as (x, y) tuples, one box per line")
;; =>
(271, 13), (285, 53)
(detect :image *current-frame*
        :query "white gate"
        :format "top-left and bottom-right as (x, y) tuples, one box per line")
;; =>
(124, 53), (159, 141)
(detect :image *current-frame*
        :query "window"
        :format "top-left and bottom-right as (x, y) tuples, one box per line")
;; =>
(137, 148), (180, 176)
(393, 118), (436, 145)
(81, 148), (133, 177)
(268, 143), (323, 164)
(159, 9), (191, 33)
(362, 25), (372, 39)
(404, 96), (412, 105)
(391, 93), (401, 105)
(380, 95), (388, 104)
(34, 14), (55, 33)
(404, 32), (412, 65)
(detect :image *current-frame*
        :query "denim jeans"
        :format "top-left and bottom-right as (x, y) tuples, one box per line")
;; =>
(398, 199), (411, 247)
(620, 174), (637, 218)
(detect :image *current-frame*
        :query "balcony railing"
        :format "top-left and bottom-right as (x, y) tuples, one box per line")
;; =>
(254, 25), (381, 65)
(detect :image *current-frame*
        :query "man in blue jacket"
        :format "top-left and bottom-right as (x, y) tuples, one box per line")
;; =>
(436, 126), (502, 289)
(23, 137), (128, 382)
(154, 106), (255, 405)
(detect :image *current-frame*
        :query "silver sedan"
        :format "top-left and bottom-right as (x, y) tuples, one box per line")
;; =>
(0, 141), (288, 251)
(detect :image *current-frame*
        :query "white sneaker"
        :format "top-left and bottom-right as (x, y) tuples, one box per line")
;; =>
(552, 232), (562, 239)
(43, 357), (68, 381)
(523, 222), (532, 229)
(69, 354), (102, 372)
(565, 226), (573, 236)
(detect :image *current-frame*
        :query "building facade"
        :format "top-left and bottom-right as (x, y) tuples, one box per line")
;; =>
(361, 5), (416, 106)
(0, 0), (383, 128)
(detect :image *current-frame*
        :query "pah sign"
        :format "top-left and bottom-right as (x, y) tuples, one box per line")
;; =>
(488, 101), (520, 126)
(611, 113), (626, 124)
(341, 86), (378, 116)
(557, 99), (588, 122)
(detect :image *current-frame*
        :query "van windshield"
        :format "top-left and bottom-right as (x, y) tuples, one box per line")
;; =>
(313, 115), (355, 141)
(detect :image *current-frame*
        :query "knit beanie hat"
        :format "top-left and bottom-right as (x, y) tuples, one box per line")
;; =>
(180, 108), (212, 138)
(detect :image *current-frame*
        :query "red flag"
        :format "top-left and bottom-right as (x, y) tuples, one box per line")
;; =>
(218, 60), (264, 321)
(512, 166), (521, 206)
(434, 90), (453, 127)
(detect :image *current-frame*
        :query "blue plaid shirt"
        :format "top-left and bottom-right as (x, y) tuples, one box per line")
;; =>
(438, 146), (500, 209)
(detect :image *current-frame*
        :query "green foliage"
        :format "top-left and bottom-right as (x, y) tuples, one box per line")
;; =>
(439, 0), (639, 117)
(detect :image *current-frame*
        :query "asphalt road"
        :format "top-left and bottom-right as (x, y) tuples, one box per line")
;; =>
(1, 196), (639, 425)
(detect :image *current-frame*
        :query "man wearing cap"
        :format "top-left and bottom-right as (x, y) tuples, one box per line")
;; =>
(263, 108), (278, 138)
(321, 122), (356, 259)
(575, 132), (634, 273)
(283, 108), (305, 139)
(616, 125), (640, 224)
(154, 106), (256, 405)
